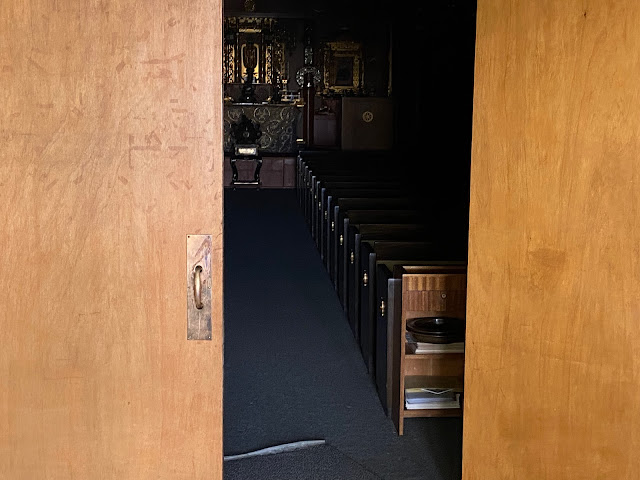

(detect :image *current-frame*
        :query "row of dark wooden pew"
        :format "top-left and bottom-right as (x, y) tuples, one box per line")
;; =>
(296, 150), (469, 434)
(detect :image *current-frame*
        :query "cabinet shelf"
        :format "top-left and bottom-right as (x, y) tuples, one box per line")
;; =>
(403, 375), (464, 416)
(404, 342), (465, 356)
(403, 408), (462, 418)
(404, 351), (465, 377)
(390, 269), (467, 435)
(404, 375), (464, 390)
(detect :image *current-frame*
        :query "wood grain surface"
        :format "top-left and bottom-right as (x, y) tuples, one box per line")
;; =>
(463, 1), (640, 478)
(0, 0), (223, 478)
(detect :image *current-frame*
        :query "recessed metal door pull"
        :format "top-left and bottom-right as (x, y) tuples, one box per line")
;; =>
(187, 234), (212, 340)
(194, 265), (204, 310)
(363, 271), (368, 287)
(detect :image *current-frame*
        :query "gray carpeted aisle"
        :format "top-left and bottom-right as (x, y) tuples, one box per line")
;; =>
(223, 189), (462, 480)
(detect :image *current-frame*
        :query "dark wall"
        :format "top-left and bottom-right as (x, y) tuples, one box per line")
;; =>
(392, 0), (477, 240)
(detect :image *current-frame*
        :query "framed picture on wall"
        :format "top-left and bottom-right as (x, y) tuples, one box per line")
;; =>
(322, 41), (363, 93)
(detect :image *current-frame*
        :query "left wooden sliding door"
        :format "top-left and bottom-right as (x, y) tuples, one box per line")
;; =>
(0, 0), (224, 478)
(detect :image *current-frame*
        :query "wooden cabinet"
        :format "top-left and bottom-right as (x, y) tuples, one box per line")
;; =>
(341, 97), (393, 150)
(390, 267), (467, 435)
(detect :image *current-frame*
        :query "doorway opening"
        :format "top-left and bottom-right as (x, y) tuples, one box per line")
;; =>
(221, 1), (477, 478)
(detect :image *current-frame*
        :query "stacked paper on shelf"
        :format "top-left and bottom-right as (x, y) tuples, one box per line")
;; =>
(405, 387), (461, 410)
(406, 333), (464, 354)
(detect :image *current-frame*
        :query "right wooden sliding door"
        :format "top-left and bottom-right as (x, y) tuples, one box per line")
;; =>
(464, 1), (640, 478)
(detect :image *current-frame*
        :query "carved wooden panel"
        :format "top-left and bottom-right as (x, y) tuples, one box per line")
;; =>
(224, 104), (301, 153)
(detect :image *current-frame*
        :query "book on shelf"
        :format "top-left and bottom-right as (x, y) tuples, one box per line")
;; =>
(405, 397), (460, 410)
(405, 388), (461, 410)
(405, 333), (464, 354)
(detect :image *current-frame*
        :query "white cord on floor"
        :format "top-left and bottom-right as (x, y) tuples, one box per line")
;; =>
(223, 440), (326, 462)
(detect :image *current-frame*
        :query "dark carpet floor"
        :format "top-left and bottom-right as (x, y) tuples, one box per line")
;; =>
(224, 444), (381, 480)
(223, 189), (463, 480)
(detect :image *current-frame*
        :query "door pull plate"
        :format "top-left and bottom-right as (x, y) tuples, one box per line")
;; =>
(187, 234), (212, 340)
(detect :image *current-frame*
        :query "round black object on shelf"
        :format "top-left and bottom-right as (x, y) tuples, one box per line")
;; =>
(406, 316), (466, 344)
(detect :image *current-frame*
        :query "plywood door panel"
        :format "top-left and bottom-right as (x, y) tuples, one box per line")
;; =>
(463, 1), (640, 478)
(0, 0), (223, 478)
